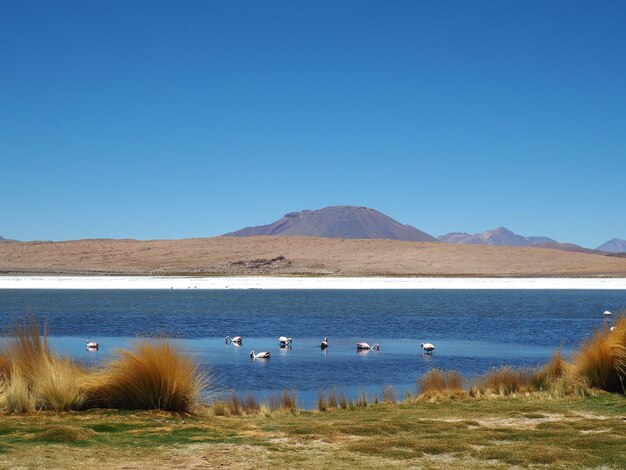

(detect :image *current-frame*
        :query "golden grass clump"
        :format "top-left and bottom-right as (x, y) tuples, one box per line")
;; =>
(31, 356), (86, 411)
(0, 351), (11, 379)
(419, 369), (464, 394)
(570, 316), (626, 394)
(1, 369), (35, 413)
(472, 366), (537, 396)
(317, 389), (327, 411)
(6, 318), (50, 380)
(532, 349), (569, 392)
(0, 318), (85, 412)
(94, 339), (210, 412)
(209, 391), (260, 416)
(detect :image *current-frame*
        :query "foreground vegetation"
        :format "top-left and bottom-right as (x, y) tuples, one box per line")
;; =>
(0, 393), (624, 469)
(0, 319), (209, 413)
(0, 315), (624, 468)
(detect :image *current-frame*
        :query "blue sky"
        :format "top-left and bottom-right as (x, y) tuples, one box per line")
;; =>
(1, 0), (625, 247)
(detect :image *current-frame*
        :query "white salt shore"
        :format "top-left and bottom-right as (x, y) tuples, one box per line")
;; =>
(0, 276), (625, 290)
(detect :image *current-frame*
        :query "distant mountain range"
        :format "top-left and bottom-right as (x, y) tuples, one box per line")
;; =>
(223, 206), (438, 242)
(223, 206), (626, 253)
(437, 227), (600, 254)
(4, 208), (625, 253)
(439, 227), (535, 247)
(597, 238), (626, 253)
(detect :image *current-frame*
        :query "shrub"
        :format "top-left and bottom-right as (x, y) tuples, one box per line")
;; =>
(473, 366), (537, 395)
(419, 369), (463, 394)
(570, 316), (626, 394)
(94, 339), (210, 412)
(532, 349), (568, 391)
(2, 369), (35, 413)
(1, 318), (84, 412)
(32, 356), (85, 411)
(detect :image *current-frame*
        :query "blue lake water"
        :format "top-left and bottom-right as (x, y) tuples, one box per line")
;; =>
(0, 289), (623, 408)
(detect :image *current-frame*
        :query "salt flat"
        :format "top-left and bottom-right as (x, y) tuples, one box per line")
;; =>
(1, 275), (625, 290)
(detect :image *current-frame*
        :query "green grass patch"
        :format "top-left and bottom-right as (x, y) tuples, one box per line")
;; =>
(0, 394), (623, 468)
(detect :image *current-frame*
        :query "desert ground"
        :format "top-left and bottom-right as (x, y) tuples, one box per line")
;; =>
(1, 236), (626, 277)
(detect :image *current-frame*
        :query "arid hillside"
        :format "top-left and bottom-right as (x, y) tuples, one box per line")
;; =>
(2, 236), (626, 277)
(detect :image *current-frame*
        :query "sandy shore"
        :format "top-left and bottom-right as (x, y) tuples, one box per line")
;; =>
(1, 275), (625, 290)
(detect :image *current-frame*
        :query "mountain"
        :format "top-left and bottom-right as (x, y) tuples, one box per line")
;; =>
(438, 232), (472, 244)
(526, 236), (557, 245)
(533, 241), (602, 255)
(223, 206), (438, 242)
(438, 227), (533, 247)
(597, 238), (626, 253)
(438, 228), (606, 255)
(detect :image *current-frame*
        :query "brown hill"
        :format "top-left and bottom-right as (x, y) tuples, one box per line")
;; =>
(224, 206), (437, 242)
(1, 236), (626, 277)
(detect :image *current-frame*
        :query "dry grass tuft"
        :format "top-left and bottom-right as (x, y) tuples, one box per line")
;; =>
(471, 366), (537, 396)
(339, 389), (347, 409)
(93, 339), (210, 412)
(532, 349), (569, 392)
(356, 390), (369, 407)
(381, 385), (397, 403)
(1, 369), (35, 413)
(419, 369), (464, 394)
(267, 389), (297, 412)
(570, 316), (626, 394)
(0, 352), (11, 379)
(317, 389), (327, 411)
(208, 391), (260, 416)
(0, 318), (85, 412)
(32, 356), (86, 411)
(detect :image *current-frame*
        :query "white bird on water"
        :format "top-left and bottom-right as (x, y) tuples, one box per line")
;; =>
(603, 311), (612, 316)
(421, 343), (435, 354)
(225, 336), (243, 345)
(250, 350), (270, 359)
(356, 342), (379, 351)
(86, 341), (99, 350)
(320, 337), (329, 349)
(279, 336), (293, 348)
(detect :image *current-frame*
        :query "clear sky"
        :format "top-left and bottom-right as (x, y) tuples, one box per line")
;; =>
(1, 1), (625, 247)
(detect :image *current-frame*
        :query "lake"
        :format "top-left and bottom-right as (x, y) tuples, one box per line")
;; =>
(0, 289), (623, 408)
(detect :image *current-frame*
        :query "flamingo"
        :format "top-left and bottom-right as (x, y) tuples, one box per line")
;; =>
(320, 337), (329, 349)
(421, 342), (435, 354)
(225, 336), (243, 345)
(356, 342), (379, 351)
(86, 341), (99, 350)
(278, 336), (292, 348)
(603, 311), (612, 316)
(250, 350), (270, 359)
